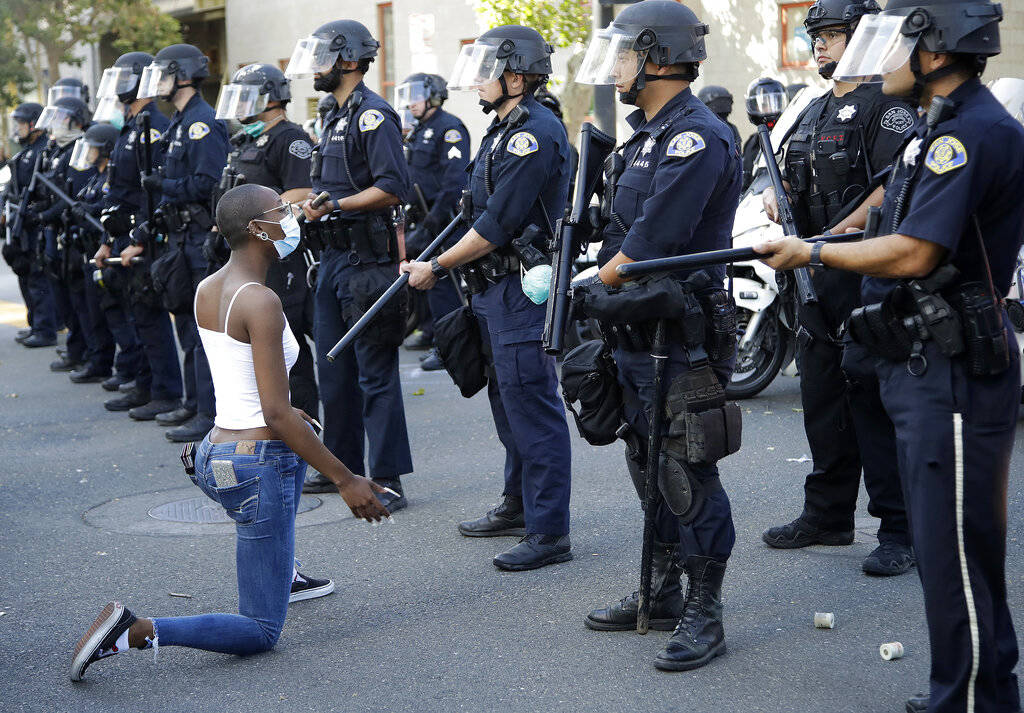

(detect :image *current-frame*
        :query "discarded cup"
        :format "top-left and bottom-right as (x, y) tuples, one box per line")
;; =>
(880, 642), (904, 660)
(814, 612), (835, 629)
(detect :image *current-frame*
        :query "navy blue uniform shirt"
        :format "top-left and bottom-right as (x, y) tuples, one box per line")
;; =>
(312, 82), (409, 217)
(597, 87), (742, 284)
(468, 93), (570, 248)
(39, 140), (96, 224)
(864, 78), (1024, 304)
(104, 103), (169, 215)
(159, 93), (229, 207)
(5, 133), (49, 205)
(229, 119), (312, 193)
(405, 107), (470, 222)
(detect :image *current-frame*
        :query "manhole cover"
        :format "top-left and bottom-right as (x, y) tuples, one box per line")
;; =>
(149, 495), (322, 523)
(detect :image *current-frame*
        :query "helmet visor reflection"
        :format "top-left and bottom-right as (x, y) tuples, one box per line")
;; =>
(832, 14), (917, 83)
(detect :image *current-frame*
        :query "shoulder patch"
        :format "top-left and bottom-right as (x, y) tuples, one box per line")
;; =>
(447, 145), (462, 160)
(925, 136), (968, 175)
(444, 129), (463, 143)
(666, 131), (705, 159)
(149, 128), (162, 144)
(506, 131), (539, 157)
(358, 109), (385, 132)
(288, 139), (313, 159)
(188, 122), (210, 140)
(880, 106), (915, 134)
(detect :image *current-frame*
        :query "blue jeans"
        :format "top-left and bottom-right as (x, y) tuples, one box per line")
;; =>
(152, 436), (306, 655)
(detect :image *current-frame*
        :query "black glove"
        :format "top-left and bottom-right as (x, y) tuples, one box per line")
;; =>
(202, 232), (229, 266)
(141, 172), (163, 193)
(70, 203), (87, 220)
(130, 221), (151, 247)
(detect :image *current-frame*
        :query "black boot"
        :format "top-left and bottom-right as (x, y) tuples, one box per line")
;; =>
(585, 542), (683, 631)
(458, 495), (526, 537)
(654, 555), (727, 671)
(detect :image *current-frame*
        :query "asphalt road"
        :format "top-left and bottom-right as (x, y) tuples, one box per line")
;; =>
(0, 261), (1022, 713)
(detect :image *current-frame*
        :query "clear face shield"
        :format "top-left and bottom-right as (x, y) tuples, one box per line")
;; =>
(215, 83), (269, 121)
(395, 80), (429, 108)
(137, 63), (176, 99)
(574, 28), (644, 86)
(399, 108), (416, 132)
(448, 40), (505, 90)
(284, 36), (340, 79)
(69, 138), (100, 171)
(92, 96), (124, 124)
(36, 105), (72, 132)
(47, 84), (84, 105)
(832, 14), (918, 83)
(97, 67), (139, 98)
(746, 88), (788, 117)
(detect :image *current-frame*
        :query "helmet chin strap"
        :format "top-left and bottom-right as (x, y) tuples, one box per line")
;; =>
(619, 71), (689, 106)
(162, 80), (194, 103)
(908, 49), (963, 104)
(480, 75), (524, 114)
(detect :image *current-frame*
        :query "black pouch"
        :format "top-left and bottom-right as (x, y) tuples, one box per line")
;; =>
(957, 282), (1011, 376)
(434, 305), (488, 398)
(149, 245), (193, 313)
(701, 289), (737, 362)
(572, 274), (688, 324)
(2, 243), (31, 277)
(663, 366), (742, 464)
(559, 339), (624, 446)
(346, 265), (408, 348)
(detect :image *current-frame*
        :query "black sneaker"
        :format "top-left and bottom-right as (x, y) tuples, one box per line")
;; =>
(22, 333), (57, 348)
(70, 601), (136, 681)
(102, 374), (133, 392)
(155, 407), (196, 426)
(303, 471), (337, 494)
(129, 398), (180, 421)
(15, 328), (31, 343)
(863, 541), (915, 576)
(70, 366), (111, 384)
(117, 379), (137, 393)
(761, 517), (854, 549)
(906, 694), (929, 712)
(289, 572), (335, 603)
(165, 413), (215, 442)
(50, 355), (80, 372)
(104, 388), (151, 412)
(420, 348), (444, 371)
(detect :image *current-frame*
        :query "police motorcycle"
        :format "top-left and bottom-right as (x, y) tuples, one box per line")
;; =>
(725, 85), (826, 398)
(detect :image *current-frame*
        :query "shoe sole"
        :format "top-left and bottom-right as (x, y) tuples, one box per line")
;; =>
(70, 601), (122, 681)
(654, 642), (727, 672)
(129, 412), (159, 421)
(70, 377), (107, 384)
(493, 551), (573, 572)
(102, 382), (127, 392)
(458, 525), (527, 538)
(584, 616), (678, 632)
(761, 531), (855, 549)
(863, 560), (916, 577)
(289, 580), (336, 604)
(106, 403), (142, 412)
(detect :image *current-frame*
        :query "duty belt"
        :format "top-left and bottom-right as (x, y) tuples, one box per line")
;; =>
(459, 251), (521, 295)
(301, 213), (396, 265)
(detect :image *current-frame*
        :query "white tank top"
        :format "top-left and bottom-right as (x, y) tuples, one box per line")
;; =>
(196, 280), (300, 430)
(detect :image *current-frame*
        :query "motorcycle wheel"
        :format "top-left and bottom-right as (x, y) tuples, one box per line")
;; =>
(726, 303), (790, 400)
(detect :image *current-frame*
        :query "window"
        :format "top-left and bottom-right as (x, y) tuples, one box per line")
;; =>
(378, 2), (395, 98)
(780, 1), (815, 70)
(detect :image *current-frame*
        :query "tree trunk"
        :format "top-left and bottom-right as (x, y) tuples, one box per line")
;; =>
(561, 49), (593, 148)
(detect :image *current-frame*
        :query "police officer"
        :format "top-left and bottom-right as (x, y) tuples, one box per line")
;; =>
(573, 0), (740, 670)
(757, 3), (1018, 709)
(741, 78), (787, 190)
(48, 77), (90, 107)
(2, 102), (56, 348)
(760, 0), (915, 577)
(396, 72), (470, 371)
(67, 123), (133, 384)
(34, 96), (94, 369)
(698, 85), (742, 150)
(93, 51), (184, 415)
(286, 20), (413, 509)
(121, 44), (229, 442)
(402, 25), (574, 570)
(213, 63), (319, 428)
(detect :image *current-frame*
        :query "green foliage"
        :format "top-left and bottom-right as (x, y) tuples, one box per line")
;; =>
(476, 0), (592, 48)
(0, 18), (33, 109)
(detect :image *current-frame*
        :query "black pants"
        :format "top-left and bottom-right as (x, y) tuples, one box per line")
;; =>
(267, 255), (319, 420)
(798, 334), (909, 543)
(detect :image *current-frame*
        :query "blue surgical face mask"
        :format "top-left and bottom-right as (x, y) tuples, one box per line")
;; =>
(109, 112), (125, 131)
(242, 120), (266, 138)
(521, 263), (552, 305)
(269, 213), (301, 258)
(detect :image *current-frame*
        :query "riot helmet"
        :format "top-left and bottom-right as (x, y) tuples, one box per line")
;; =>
(449, 25), (553, 113)
(138, 44), (209, 101)
(745, 78), (788, 128)
(576, 0), (709, 105)
(216, 63), (291, 123)
(804, 0), (881, 78)
(48, 77), (90, 107)
(37, 96), (90, 131)
(534, 86), (564, 120)
(70, 122), (120, 171)
(10, 102), (43, 144)
(285, 20), (379, 93)
(396, 73), (448, 119)
(698, 85), (733, 118)
(834, 0), (1002, 97)
(98, 52), (154, 104)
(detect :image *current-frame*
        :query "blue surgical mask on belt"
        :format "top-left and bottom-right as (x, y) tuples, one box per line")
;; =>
(521, 263), (552, 305)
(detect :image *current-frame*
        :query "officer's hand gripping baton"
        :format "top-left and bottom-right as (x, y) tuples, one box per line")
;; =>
(34, 172), (105, 233)
(102, 257), (145, 267)
(325, 214), (464, 361)
(615, 232), (864, 280)
(756, 123), (817, 305)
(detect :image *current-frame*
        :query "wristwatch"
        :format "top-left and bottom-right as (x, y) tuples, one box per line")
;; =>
(809, 241), (826, 269)
(429, 256), (448, 279)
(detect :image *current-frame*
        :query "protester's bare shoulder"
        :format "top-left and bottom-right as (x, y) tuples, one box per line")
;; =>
(236, 284), (284, 335)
